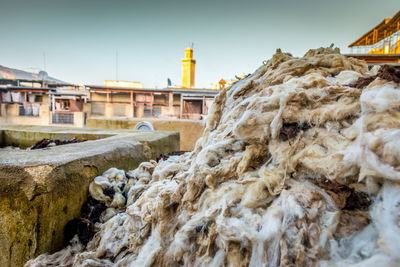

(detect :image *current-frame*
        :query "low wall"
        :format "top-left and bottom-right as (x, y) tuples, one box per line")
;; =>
(0, 125), (179, 267)
(0, 104), (6, 124)
(86, 117), (205, 151)
(1, 129), (111, 148)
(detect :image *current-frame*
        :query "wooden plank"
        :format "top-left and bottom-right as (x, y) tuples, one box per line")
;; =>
(130, 91), (133, 105)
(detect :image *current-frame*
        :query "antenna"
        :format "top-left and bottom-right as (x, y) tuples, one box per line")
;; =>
(116, 50), (119, 81)
(43, 52), (46, 71)
(191, 42), (194, 49)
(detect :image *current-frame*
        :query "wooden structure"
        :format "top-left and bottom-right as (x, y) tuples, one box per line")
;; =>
(347, 10), (400, 63)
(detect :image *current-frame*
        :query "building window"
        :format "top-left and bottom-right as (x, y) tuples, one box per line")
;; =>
(183, 100), (202, 114)
(154, 94), (168, 105)
(113, 104), (126, 117)
(144, 107), (152, 117)
(91, 103), (105, 115)
(55, 99), (70, 111)
(52, 113), (74, 125)
(19, 105), (40, 117)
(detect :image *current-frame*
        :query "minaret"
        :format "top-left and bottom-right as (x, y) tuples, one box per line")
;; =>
(182, 47), (196, 88)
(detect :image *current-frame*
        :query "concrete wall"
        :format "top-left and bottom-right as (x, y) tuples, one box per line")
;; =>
(0, 104), (6, 124)
(73, 112), (85, 127)
(0, 126), (179, 267)
(105, 103), (113, 117)
(109, 92), (132, 103)
(126, 104), (134, 117)
(86, 117), (205, 151)
(90, 92), (109, 102)
(83, 102), (91, 114)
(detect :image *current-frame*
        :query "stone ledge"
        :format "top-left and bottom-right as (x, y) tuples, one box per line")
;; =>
(0, 125), (179, 267)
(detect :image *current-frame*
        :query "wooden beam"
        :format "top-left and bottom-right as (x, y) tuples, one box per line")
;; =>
(180, 94), (183, 119)
(202, 95), (205, 115)
(168, 92), (173, 108)
(130, 91), (133, 105)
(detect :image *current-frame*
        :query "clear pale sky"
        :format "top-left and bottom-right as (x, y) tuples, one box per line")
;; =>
(1, 0), (398, 88)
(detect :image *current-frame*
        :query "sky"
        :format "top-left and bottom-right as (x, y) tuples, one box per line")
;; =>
(0, 0), (398, 88)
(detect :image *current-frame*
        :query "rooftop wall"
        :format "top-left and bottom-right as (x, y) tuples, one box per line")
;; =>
(85, 117), (205, 151)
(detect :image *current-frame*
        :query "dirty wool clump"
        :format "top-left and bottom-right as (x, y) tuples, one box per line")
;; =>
(30, 138), (86, 150)
(26, 47), (400, 267)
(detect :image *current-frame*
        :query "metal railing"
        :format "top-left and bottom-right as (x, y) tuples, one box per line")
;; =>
(350, 30), (400, 55)
(52, 112), (74, 125)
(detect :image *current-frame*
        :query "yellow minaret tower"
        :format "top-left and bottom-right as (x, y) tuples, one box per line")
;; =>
(182, 46), (196, 88)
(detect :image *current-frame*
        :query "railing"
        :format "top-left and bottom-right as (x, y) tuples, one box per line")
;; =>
(19, 105), (40, 117)
(350, 30), (400, 55)
(52, 112), (74, 125)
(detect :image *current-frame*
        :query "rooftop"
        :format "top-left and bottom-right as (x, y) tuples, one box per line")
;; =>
(0, 65), (68, 85)
(86, 85), (219, 95)
(349, 10), (400, 48)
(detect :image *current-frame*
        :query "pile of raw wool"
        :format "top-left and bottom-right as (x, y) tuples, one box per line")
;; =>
(26, 46), (400, 267)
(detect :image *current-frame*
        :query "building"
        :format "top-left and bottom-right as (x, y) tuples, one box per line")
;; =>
(182, 47), (196, 88)
(1, 47), (218, 125)
(0, 65), (87, 127)
(85, 47), (217, 120)
(211, 74), (249, 90)
(85, 85), (217, 120)
(104, 80), (143, 88)
(347, 10), (400, 64)
(212, 79), (228, 90)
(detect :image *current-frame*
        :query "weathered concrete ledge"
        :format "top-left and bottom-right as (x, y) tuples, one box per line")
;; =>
(85, 117), (205, 151)
(0, 125), (179, 267)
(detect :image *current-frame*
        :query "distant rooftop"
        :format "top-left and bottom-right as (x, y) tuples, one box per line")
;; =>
(86, 84), (219, 95)
(0, 65), (67, 84)
(104, 80), (143, 89)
